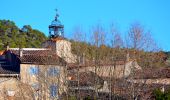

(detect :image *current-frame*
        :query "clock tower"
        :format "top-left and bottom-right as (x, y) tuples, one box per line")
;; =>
(49, 9), (64, 38)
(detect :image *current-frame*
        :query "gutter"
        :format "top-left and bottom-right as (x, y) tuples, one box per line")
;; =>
(0, 74), (19, 77)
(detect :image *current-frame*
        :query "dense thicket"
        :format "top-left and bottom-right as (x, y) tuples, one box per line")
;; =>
(0, 20), (47, 50)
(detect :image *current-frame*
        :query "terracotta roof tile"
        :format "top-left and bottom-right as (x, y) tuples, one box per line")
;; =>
(68, 71), (104, 87)
(133, 67), (170, 79)
(50, 37), (65, 42)
(67, 60), (126, 70)
(10, 50), (67, 65)
(0, 50), (4, 55)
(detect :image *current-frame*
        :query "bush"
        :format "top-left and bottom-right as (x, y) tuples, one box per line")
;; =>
(153, 88), (170, 100)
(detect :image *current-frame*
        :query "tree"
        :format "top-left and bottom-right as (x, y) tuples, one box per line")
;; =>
(0, 20), (47, 50)
(91, 24), (108, 99)
(72, 26), (86, 99)
(110, 23), (124, 49)
(127, 23), (159, 51)
(153, 88), (170, 100)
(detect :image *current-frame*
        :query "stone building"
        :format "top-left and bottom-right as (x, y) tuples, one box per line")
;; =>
(0, 50), (20, 100)
(0, 10), (69, 100)
(68, 52), (141, 79)
(0, 10), (144, 100)
(0, 47), (67, 99)
(42, 37), (76, 63)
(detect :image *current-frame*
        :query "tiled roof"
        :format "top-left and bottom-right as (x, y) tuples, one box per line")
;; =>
(20, 54), (66, 65)
(68, 71), (104, 87)
(0, 48), (67, 75)
(11, 49), (51, 55)
(10, 49), (67, 65)
(133, 67), (170, 79)
(67, 60), (126, 70)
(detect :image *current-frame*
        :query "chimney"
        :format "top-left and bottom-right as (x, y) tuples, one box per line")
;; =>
(79, 53), (85, 65)
(82, 53), (85, 65)
(126, 52), (130, 62)
(6, 42), (9, 50)
(19, 48), (23, 57)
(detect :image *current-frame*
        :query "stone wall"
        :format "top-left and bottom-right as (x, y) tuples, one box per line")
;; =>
(0, 77), (18, 100)
(79, 61), (141, 78)
(42, 39), (76, 63)
(20, 64), (66, 99)
(130, 78), (170, 85)
(55, 40), (76, 63)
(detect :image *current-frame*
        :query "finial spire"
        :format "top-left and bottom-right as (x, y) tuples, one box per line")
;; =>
(55, 9), (59, 21)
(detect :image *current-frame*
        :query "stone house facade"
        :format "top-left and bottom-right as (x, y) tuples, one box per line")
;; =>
(0, 47), (67, 100)
(0, 50), (20, 100)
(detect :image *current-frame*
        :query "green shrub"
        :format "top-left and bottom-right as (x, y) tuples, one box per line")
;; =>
(153, 89), (170, 100)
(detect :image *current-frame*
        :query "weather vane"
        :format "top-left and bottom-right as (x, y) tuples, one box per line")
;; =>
(55, 9), (59, 20)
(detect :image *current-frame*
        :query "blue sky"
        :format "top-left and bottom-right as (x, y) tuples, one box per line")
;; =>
(0, 0), (170, 51)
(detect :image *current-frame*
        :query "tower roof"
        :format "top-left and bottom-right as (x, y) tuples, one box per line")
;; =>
(49, 9), (64, 38)
(49, 9), (63, 27)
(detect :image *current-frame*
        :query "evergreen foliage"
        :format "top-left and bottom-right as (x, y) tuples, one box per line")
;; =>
(153, 89), (170, 100)
(0, 20), (47, 50)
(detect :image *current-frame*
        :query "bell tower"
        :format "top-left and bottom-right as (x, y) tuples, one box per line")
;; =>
(42, 9), (76, 63)
(49, 9), (64, 38)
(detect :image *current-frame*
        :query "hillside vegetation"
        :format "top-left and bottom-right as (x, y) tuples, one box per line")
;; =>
(70, 23), (169, 68)
(71, 40), (168, 68)
(0, 19), (169, 68)
(0, 20), (47, 49)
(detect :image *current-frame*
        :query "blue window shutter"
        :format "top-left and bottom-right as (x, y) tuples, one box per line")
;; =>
(29, 66), (39, 75)
(50, 85), (58, 97)
(48, 67), (59, 76)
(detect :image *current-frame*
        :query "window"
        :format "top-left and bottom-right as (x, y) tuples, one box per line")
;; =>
(48, 67), (59, 76)
(32, 83), (39, 90)
(50, 85), (58, 97)
(29, 66), (39, 75)
(31, 83), (39, 98)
